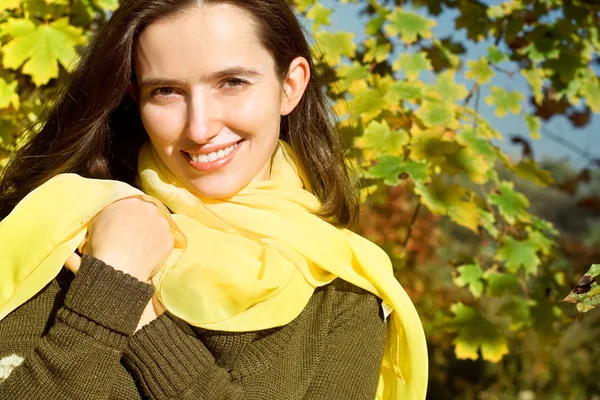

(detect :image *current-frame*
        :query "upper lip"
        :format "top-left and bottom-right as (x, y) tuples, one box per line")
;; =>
(183, 139), (242, 155)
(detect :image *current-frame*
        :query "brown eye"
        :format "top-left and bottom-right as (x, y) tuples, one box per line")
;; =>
(153, 87), (176, 97)
(223, 78), (247, 89)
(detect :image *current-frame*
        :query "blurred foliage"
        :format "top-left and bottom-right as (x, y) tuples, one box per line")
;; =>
(1, 0), (600, 398)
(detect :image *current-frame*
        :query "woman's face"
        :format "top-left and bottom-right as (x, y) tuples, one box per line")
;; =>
(134, 4), (306, 198)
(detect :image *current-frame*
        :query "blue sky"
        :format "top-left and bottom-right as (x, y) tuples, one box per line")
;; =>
(309, 1), (599, 169)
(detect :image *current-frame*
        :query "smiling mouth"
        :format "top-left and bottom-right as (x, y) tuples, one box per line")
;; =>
(183, 140), (243, 172)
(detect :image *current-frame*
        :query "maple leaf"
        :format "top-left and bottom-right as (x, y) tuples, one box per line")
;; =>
(415, 100), (455, 127)
(443, 147), (490, 184)
(449, 199), (481, 232)
(415, 178), (464, 215)
(354, 119), (408, 159)
(454, 262), (484, 298)
(392, 52), (432, 80)
(495, 236), (541, 276)
(365, 9), (390, 35)
(410, 126), (461, 165)
(581, 75), (600, 113)
(306, 4), (331, 31)
(432, 70), (468, 101)
(562, 264), (600, 314)
(314, 31), (356, 66)
(524, 114), (541, 139)
(465, 57), (494, 85)
(513, 159), (553, 187)
(362, 38), (390, 63)
(522, 68), (545, 105)
(345, 87), (385, 123)
(485, 272), (518, 296)
(384, 81), (424, 106)
(448, 303), (509, 362)
(367, 156), (429, 186)
(489, 181), (530, 224)
(0, 78), (19, 110)
(499, 297), (535, 331)
(487, 45), (508, 64)
(1, 18), (85, 86)
(385, 9), (436, 44)
(484, 87), (524, 117)
(294, 0), (316, 12)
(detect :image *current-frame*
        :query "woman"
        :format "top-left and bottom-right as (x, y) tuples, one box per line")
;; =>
(0, 0), (427, 399)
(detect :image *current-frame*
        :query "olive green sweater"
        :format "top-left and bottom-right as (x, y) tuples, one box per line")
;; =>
(0, 255), (387, 399)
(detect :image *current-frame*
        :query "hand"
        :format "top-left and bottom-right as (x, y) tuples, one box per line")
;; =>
(79, 197), (174, 282)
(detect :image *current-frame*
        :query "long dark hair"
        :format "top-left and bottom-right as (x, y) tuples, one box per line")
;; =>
(0, 0), (359, 227)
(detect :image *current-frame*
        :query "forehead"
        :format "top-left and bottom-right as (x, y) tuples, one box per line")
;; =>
(135, 4), (271, 77)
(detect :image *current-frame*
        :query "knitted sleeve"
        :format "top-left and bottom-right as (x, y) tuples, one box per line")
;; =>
(123, 313), (245, 399)
(123, 279), (387, 400)
(0, 255), (154, 399)
(304, 279), (388, 399)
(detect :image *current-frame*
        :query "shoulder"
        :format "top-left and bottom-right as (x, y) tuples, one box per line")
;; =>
(315, 278), (386, 331)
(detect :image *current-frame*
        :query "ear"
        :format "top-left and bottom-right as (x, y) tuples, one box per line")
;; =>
(280, 56), (310, 116)
(128, 79), (139, 103)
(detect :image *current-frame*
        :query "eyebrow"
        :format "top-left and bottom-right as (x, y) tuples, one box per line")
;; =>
(138, 67), (263, 91)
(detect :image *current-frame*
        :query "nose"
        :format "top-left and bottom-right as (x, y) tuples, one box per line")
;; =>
(186, 90), (223, 143)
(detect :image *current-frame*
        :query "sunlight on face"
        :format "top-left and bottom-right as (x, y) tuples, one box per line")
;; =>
(134, 4), (285, 198)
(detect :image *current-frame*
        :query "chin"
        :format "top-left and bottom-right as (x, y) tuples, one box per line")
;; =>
(187, 178), (244, 199)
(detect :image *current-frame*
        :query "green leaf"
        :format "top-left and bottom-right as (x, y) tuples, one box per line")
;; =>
(363, 38), (391, 63)
(449, 199), (482, 232)
(484, 87), (524, 117)
(410, 126), (461, 164)
(487, 45), (508, 64)
(524, 114), (541, 139)
(392, 52), (432, 80)
(485, 272), (518, 296)
(465, 57), (494, 85)
(346, 87), (385, 123)
(489, 181), (530, 224)
(294, 0), (316, 12)
(415, 178), (464, 215)
(365, 9), (390, 35)
(92, 0), (118, 10)
(454, 262), (484, 298)
(1, 18), (85, 86)
(367, 156), (429, 186)
(385, 9), (436, 44)
(457, 128), (496, 160)
(432, 70), (468, 101)
(495, 236), (541, 276)
(314, 31), (356, 66)
(562, 264), (600, 314)
(522, 68), (545, 105)
(415, 100), (455, 127)
(479, 209), (499, 238)
(527, 229), (554, 256)
(384, 81), (424, 104)
(354, 119), (408, 158)
(499, 297), (535, 331)
(581, 76), (600, 113)
(448, 303), (509, 362)
(0, 78), (19, 110)
(513, 159), (554, 187)
(306, 4), (332, 31)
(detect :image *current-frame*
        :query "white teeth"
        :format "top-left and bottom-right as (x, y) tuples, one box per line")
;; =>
(188, 142), (239, 163)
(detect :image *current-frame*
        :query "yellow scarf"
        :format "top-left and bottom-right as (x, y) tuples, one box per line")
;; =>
(0, 141), (427, 399)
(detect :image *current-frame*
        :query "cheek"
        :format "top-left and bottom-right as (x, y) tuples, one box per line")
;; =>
(140, 103), (186, 148)
(226, 86), (282, 138)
